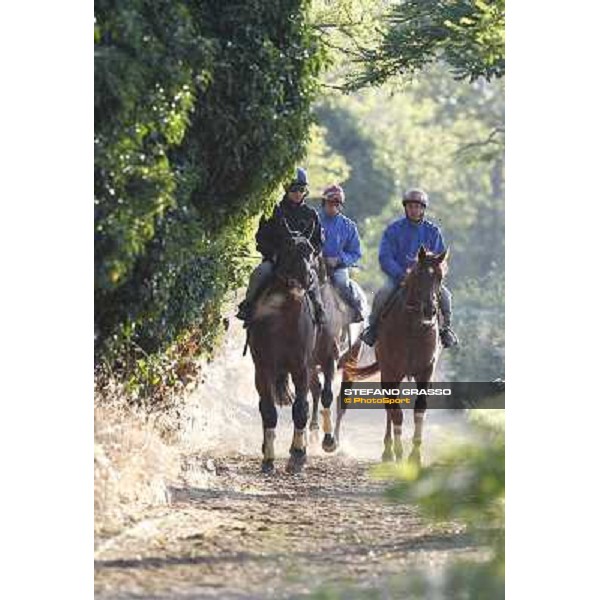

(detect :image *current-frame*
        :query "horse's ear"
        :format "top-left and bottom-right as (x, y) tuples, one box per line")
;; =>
(418, 245), (427, 262)
(435, 249), (449, 265)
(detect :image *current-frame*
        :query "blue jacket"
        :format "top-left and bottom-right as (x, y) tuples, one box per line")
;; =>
(318, 210), (362, 268)
(379, 217), (445, 281)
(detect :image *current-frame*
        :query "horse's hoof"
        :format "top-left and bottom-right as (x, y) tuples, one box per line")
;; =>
(381, 449), (394, 463)
(322, 433), (337, 453)
(394, 447), (404, 463)
(408, 449), (422, 469)
(261, 460), (275, 474)
(285, 450), (307, 474)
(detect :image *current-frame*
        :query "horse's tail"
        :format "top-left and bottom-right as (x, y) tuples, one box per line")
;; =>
(338, 338), (361, 369)
(339, 339), (380, 381)
(345, 359), (380, 381)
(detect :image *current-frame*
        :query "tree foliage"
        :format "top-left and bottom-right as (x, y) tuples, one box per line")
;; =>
(380, 410), (505, 597)
(94, 0), (504, 396)
(95, 0), (326, 394)
(306, 68), (504, 380)
(303, 123), (352, 197)
(308, 0), (388, 87)
(310, 100), (397, 223)
(347, 0), (505, 90)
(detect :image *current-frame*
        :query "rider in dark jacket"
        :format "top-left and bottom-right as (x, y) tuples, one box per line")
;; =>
(256, 195), (323, 261)
(236, 168), (326, 325)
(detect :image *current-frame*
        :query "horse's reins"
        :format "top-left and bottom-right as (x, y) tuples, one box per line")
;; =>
(278, 216), (318, 287)
(242, 215), (318, 356)
(380, 283), (406, 321)
(380, 274), (439, 326)
(281, 215), (316, 248)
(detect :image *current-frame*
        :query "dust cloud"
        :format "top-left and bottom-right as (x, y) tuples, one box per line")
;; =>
(180, 316), (474, 464)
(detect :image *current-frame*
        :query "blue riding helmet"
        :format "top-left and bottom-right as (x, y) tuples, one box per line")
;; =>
(288, 167), (308, 189)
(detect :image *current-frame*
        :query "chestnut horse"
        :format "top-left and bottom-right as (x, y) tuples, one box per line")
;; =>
(248, 234), (319, 474)
(341, 246), (448, 465)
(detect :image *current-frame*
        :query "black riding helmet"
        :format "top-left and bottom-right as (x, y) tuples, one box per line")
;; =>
(286, 167), (309, 196)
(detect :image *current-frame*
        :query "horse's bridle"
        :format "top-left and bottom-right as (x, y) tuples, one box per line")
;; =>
(404, 270), (440, 324)
(281, 216), (316, 249)
(274, 216), (316, 290)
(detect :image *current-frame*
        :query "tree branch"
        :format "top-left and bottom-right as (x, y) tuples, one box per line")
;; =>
(455, 127), (505, 156)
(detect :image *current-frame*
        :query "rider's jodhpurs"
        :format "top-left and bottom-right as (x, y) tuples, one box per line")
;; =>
(244, 260), (274, 303)
(331, 267), (366, 316)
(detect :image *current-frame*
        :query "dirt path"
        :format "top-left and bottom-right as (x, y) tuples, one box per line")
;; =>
(95, 452), (482, 599)
(95, 321), (483, 598)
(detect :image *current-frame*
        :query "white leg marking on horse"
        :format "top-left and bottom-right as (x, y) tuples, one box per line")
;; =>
(321, 408), (333, 434)
(414, 413), (425, 443)
(292, 428), (307, 451)
(264, 428), (276, 460)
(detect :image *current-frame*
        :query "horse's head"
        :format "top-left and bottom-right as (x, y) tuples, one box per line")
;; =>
(404, 246), (448, 321)
(274, 234), (314, 291)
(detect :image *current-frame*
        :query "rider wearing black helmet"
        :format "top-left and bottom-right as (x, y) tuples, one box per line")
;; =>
(236, 168), (326, 325)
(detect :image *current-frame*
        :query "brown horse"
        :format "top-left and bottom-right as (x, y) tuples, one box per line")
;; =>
(308, 265), (366, 453)
(248, 234), (319, 474)
(341, 246), (448, 465)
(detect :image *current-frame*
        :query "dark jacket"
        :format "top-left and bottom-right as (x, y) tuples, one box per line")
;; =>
(256, 196), (324, 260)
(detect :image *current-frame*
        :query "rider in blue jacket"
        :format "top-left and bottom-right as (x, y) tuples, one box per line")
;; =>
(360, 188), (459, 348)
(319, 185), (366, 322)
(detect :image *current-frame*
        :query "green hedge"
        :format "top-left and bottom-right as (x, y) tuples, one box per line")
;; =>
(95, 1), (326, 386)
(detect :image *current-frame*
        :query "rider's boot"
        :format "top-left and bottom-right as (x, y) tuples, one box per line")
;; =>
(439, 302), (459, 348)
(360, 322), (378, 346)
(440, 324), (459, 348)
(335, 281), (365, 324)
(236, 299), (253, 326)
(346, 295), (365, 324)
(438, 285), (459, 348)
(359, 302), (381, 346)
(360, 282), (400, 347)
(338, 295), (364, 324)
